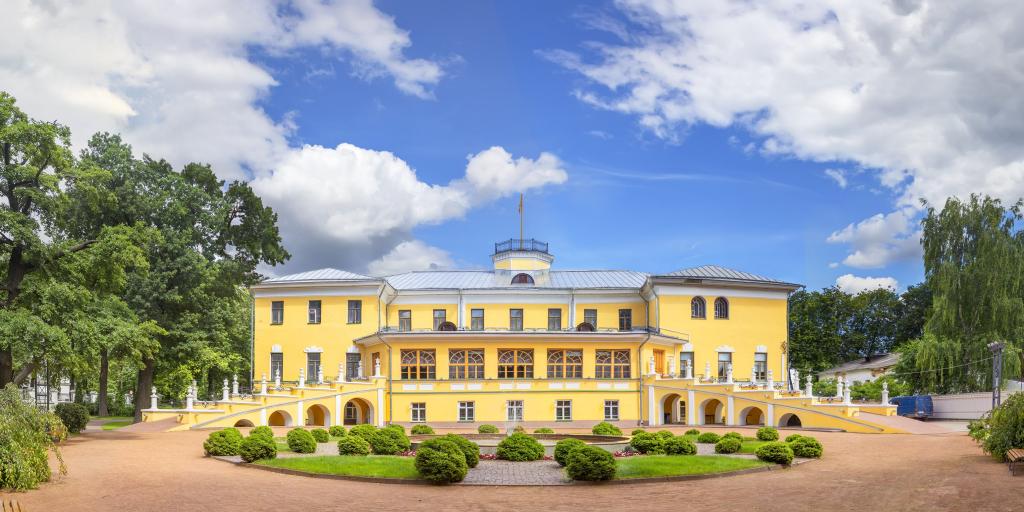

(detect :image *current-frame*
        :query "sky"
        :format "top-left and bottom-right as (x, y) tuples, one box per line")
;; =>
(5, 0), (1024, 293)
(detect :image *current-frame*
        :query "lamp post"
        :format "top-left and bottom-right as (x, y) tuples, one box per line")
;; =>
(989, 341), (1005, 409)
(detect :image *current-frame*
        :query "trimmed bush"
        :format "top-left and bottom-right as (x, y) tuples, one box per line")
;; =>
(755, 441), (794, 465)
(629, 432), (664, 454)
(697, 432), (721, 444)
(421, 435), (480, 468)
(592, 422), (623, 436)
(565, 445), (616, 481)
(336, 435), (371, 455)
(534, 427), (554, 434)
(349, 424), (378, 441)
(239, 434), (277, 462)
(789, 436), (823, 458)
(415, 439), (468, 484)
(723, 431), (743, 441)
(512, 425), (526, 433)
(684, 429), (700, 436)
(478, 424), (499, 434)
(496, 433), (545, 461)
(310, 428), (329, 443)
(286, 428), (317, 454)
(655, 430), (675, 442)
(410, 424), (435, 435)
(250, 425), (273, 440)
(979, 393), (1024, 461)
(386, 424), (406, 435)
(714, 437), (742, 454)
(663, 435), (697, 455)
(631, 428), (647, 436)
(54, 403), (90, 434)
(784, 433), (804, 443)
(203, 428), (243, 456)
(0, 385), (65, 490)
(756, 426), (780, 441)
(370, 426), (411, 455)
(328, 425), (346, 437)
(554, 438), (587, 466)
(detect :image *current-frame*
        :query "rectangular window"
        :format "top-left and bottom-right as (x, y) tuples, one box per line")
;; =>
(411, 403), (426, 423)
(754, 352), (768, 382)
(306, 352), (321, 380)
(433, 309), (447, 330)
(555, 400), (572, 421)
(506, 400), (524, 422)
(398, 310), (411, 332)
(679, 351), (694, 376)
(509, 309), (523, 331)
(400, 349), (436, 380)
(458, 401), (475, 422)
(604, 400), (619, 421)
(270, 352), (283, 380)
(546, 349), (583, 378)
(584, 309), (597, 329)
(346, 353), (361, 379)
(718, 352), (733, 381)
(347, 300), (362, 324)
(618, 309), (632, 331)
(307, 300), (321, 324)
(449, 349), (484, 379)
(470, 308), (484, 330)
(547, 308), (562, 331)
(271, 301), (284, 324)
(596, 349), (631, 379)
(497, 349), (533, 379)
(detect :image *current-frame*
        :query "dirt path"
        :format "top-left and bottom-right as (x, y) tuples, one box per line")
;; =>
(3, 426), (1022, 512)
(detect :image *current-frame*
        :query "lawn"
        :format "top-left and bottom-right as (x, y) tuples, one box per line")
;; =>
(615, 455), (768, 479)
(272, 436), (344, 452)
(256, 455), (419, 479)
(101, 420), (133, 430)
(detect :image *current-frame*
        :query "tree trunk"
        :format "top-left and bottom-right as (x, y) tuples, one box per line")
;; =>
(0, 347), (12, 387)
(98, 349), (109, 416)
(133, 357), (155, 423)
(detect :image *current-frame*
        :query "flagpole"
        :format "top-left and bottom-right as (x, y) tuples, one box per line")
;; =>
(519, 193), (524, 248)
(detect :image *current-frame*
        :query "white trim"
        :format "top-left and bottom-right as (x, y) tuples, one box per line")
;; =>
(304, 346), (324, 353)
(270, 344), (282, 353)
(681, 342), (694, 352)
(467, 383), (482, 391)
(347, 345), (360, 353)
(391, 295), (460, 305)
(253, 285), (381, 298)
(755, 344), (768, 353)
(654, 285), (788, 300)
(715, 345), (735, 353)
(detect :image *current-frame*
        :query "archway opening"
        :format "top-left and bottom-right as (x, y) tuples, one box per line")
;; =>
(700, 399), (724, 425)
(661, 394), (684, 425)
(233, 419), (255, 427)
(779, 413), (802, 427)
(343, 398), (373, 425)
(739, 406), (765, 426)
(268, 410), (292, 427)
(306, 404), (330, 427)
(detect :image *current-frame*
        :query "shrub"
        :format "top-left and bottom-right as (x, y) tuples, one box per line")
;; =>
(723, 431), (743, 441)
(310, 428), (329, 443)
(328, 425), (346, 437)
(697, 432), (721, 444)
(370, 426), (411, 455)
(410, 424), (435, 435)
(714, 437), (741, 454)
(54, 403), (90, 434)
(250, 425), (274, 440)
(655, 430), (675, 442)
(512, 425), (526, 433)
(755, 441), (794, 465)
(421, 435), (480, 468)
(684, 429), (700, 436)
(386, 424), (406, 435)
(42, 413), (67, 444)
(592, 422), (623, 436)
(631, 428), (647, 436)
(663, 435), (697, 455)
(979, 393), (1024, 461)
(239, 434), (277, 462)
(756, 427), (779, 441)
(496, 433), (544, 461)
(478, 424), (499, 434)
(336, 435), (371, 455)
(789, 436), (823, 458)
(286, 428), (317, 454)
(415, 439), (468, 484)
(349, 424), (378, 441)
(629, 432), (664, 454)
(554, 438), (587, 466)
(534, 427), (554, 434)
(784, 433), (804, 443)
(0, 385), (65, 490)
(203, 428), (243, 456)
(565, 445), (616, 481)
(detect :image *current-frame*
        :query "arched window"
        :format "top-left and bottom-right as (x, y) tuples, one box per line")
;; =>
(511, 273), (534, 284)
(714, 297), (729, 319)
(691, 297), (706, 319)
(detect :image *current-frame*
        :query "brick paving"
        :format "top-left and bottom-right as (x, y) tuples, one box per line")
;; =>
(460, 460), (569, 486)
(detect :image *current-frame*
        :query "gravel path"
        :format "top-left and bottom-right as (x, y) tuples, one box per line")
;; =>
(461, 460), (569, 486)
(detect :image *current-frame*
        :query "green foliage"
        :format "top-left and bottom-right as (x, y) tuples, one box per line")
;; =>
(477, 424), (499, 434)
(632, 428), (648, 436)
(0, 384), (66, 490)
(512, 425), (526, 433)
(663, 435), (697, 455)
(784, 434), (804, 443)
(756, 427), (779, 441)
(336, 435), (371, 456)
(850, 375), (911, 401)
(286, 428), (316, 454)
(496, 433), (544, 461)
(723, 432), (743, 441)
(349, 424), (378, 441)
(386, 424), (405, 435)
(328, 425), (346, 437)
(788, 436), (823, 458)
(591, 422), (623, 436)
(534, 427), (554, 434)
(565, 445), (616, 481)
(755, 442), (794, 465)
(684, 429), (700, 436)
(554, 438), (587, 466)
(655, 430), (675, 442)
(410, 424), (434, 435)
(629, 432), (664, 454)
(420, 435), (479, 468)
(370, 426), (411, 455)
(54, 403), (90, 434)
(697, 432), (721, 444)
(203, 428), (243, 456)
(309, 428), (329, 443)
(978, 393), (1024, 460)
(239, 434), (277, 463)
(715, 437), (742, 454)
(249, 426), (273, 440)
(414, 439), (468, 484)
(968, 418), (990, 443)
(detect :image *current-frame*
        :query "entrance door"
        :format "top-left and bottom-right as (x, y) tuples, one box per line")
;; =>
(346, 353), (361, 379)
(654, 350), (665, 375)
(506, 400), (524, 422)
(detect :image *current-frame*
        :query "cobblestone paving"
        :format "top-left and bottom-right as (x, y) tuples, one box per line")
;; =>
(460, 460), (570, 486)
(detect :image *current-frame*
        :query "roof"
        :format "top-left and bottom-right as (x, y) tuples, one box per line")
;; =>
(819, 353), (901, 375)
(383, 270), (648, 290)
(657, 264), (798, 287)
(261, 268), (376, 284)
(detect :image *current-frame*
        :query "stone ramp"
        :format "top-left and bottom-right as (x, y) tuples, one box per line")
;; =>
(117, 417), (180, 433)
(857, 413), (960, 435)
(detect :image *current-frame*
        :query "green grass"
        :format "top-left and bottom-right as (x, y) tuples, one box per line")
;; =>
(272, 435), (345, 452)
(100, 420), (133, 430)
(739, 440), (770, 453)
(615, 455), (768, 479)
(256, 455), (419, 479)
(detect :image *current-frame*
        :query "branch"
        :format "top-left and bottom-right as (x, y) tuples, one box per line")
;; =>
(12, 361), (36, 387)
(49, 239), (97, 261)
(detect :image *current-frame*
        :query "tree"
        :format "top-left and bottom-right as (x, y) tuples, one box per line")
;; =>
(894, 283), (931, 346)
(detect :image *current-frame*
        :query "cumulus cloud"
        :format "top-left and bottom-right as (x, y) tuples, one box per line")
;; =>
(367, 240), (455, 276)
(826, 209), (922, 268)
(548, 0), (1024, 267)
(835, 274), (899, 294)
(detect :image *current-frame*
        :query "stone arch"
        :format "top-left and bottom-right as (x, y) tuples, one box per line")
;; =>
(738, 406), (765, 426)
(660, 393), (685, 425)
(268, 409), (293, 427)
(699, 398), (725, 425)
(233, 419), (255, 427)
(343, 398), (374, 425)
(779, 413), (802, 428)
(305, 404), (330, 427)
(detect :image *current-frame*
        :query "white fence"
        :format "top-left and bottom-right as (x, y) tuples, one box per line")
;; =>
(931, 382), (1024, 420)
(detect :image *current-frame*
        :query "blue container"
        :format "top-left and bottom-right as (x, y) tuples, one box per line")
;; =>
(890, 395), (933, 419)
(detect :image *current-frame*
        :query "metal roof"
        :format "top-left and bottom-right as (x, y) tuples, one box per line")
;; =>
(383, 270), (648, 290)
(262, 268), (376, 283)
(819, 353), (901, 375)
(658, 264), (788, 284)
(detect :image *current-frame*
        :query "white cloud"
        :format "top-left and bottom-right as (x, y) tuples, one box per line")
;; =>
(548, 0), (1024, 267)
(367, 240), (454, 276)
(826, 209), (922, 268)
(824, 168), (848, 189)
(835, 274), (899, 294)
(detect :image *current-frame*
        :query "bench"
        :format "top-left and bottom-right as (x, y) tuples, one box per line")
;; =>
(1008, 448), (1024, 476)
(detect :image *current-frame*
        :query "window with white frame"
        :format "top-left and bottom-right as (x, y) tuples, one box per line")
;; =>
(509, 308), (523, 331)
(754, 352), (768, 382)
(307, 300), (321, 324)
(411, 402), (426, 423)
(604, 400), (619, 421)
(433, 309), (447, 330)
(270, 352), (283, 380)
(470, 308), (484, 330)
(458, 401), (475, 422)
(548, 308), (562, 330)
(584, 309), (597, 329)
(347, 300), (362, 324)
(271, 301), (284, 324)
(555, 400), (572, 421)
(506, 400), (523, 421)
(398, 310), (411, 331)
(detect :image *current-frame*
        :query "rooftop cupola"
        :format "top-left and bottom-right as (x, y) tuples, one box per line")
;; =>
(492, 238), (553, 271)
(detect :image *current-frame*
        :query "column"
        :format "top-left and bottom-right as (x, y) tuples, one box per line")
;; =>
(726, 396), (735, 426)
(767, 403), (775, 427)
(648, 385), (656, 426)
(297, 400), (304, 427)
(686, 390), (696, 425)
(376, 388), (385, 427)
(335, 394), (342, 426)
(260, 408), (267, 426)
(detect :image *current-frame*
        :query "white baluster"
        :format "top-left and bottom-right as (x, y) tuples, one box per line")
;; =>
(298, 367), (306, 388)
(231, 374), (239, 396)
(726, 363), (733, 384)
(274, 369), (281, 389)
(881, 381), (889, 405)
(767, 369), (774, 391)
(805, 374), (813, 397)
(260, 373), (268, 395)
(222, 379), (230, 401)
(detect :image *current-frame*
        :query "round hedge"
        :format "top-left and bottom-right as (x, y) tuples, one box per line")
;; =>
(714, 437), (742, 454)
(629, 432), (664, 454)
(756, 427), (780, 441)
(420, 435), (480, 468)
(684, 429), (700, 436)
(496, 433), (545, 461)
(631, 428), (647, 436)
(386, 424), (406, 435)
(664, 435), (697, 455)
(54, 403), (90, 434)
(414, 439), (468, 484)
(784, 433), (804, 443)
(349, 424), (378, 441)
(337, 435), (371, 455)
(697, 432), (721, 444)
(310, 428), (329, 443)
(655, 430), (675, 442)
(478, 424), (499, 434)
(565, 445), (616, 481)
(789, 436), (823, 458)
(203, 428), (243, 456)
(369, 426), (410, 455)
(755, 441), (794, 465)
(328, 425), (346, 437)
(410, 424), (435, 435)
(554, 438), (587, 466)
(239, 434), (277, 462)
(723, 431), (743, 441)
(534, 427), (554, 434)
(250, 426), (274, 440)
(592, 422), (623, 436)
(286, 428), (317, 453)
